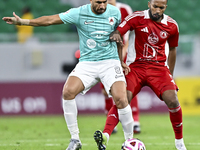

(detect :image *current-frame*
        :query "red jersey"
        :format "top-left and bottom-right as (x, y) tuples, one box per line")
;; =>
(116, 2), (133, 43)
(117, 9), (179, 66)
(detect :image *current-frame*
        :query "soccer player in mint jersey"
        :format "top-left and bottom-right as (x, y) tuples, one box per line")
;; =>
(102, 0), (187, 149)
(2, 0), (134, 150)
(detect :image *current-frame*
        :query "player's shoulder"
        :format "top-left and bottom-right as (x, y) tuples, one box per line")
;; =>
(125, 10), (145, 21)
(65, 4), (85, 13)
(78, 3), (90, 11)
(162, 14), (179, 31)
(166, 15), (178, 26)
(66, 4), (90, 16)
(69, 3), (89, 12)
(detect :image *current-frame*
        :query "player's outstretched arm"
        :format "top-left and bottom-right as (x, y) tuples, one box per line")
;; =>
(110, 30), (124, 46)
(2, 12), (63, 26)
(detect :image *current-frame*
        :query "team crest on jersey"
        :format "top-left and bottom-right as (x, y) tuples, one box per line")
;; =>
(148, 32), (159, 45)
(108, 17), (115, 25)
(160, 31), (168, 39)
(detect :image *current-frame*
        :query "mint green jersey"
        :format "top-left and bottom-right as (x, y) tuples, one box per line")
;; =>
(59, 4), (121, 62)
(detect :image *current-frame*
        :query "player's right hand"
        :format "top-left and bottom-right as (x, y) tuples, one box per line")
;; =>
(2, 12), (22, 25)
(121, 61), (130, 75)
(110, 30), (124, 46)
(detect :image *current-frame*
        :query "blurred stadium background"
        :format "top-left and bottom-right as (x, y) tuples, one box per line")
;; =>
(0, 0), (200, 121)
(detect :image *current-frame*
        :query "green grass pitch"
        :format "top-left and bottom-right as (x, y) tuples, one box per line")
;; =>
(0, 114), (199, 150)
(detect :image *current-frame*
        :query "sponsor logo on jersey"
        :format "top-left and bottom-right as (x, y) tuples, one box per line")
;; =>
(91, 31), (108, 39)
(160, 31), (168, 39)
(148, 32), (159, 44)
(84, 21), (94, 25)
(108, 17), (115, 25)
(86, 39), (96, 49)
(99, 42), (110, 47)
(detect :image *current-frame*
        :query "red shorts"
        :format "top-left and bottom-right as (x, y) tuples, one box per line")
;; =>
(126, 61), (178, 100)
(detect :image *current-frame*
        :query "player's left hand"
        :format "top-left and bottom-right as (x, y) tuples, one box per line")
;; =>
(121, 61), (130, 75)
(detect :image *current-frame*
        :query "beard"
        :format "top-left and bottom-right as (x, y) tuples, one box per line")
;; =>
(149, 9), (162, 21)
(93, 7), (106, 14)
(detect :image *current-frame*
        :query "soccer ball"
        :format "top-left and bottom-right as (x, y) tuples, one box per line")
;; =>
(121, 138), (146, 150)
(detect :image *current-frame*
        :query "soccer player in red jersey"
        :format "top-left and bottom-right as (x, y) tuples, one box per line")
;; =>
(101, 0), (141, 134)
(96, 0), (187, 149)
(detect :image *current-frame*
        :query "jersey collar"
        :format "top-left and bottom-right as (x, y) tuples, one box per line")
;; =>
(144, 9), (168, 25)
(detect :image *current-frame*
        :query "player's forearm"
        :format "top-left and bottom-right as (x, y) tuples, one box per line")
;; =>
(168, 47), (176, 76)
(28, 16), (49, 26)
(122, 41), (129, 60)
(29, 15), (59, 26)
(12, 16), (53, 26)
(3, 12), (63, 26)
(117, 43), (123, 62)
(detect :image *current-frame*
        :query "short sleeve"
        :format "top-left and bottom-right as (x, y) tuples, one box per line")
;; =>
(117, 11), (139, 36)
(168, 24), (179, 47)
(59, 7), (80, 24)
(117, 20), (132, 36)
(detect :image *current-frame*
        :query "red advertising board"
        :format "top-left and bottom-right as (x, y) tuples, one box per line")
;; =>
(0, 82), (168, 115)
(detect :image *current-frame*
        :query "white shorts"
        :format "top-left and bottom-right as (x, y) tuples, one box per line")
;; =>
(69, 59), (126, 97)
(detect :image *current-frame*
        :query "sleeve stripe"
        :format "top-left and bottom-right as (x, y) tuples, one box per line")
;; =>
(125, 11), (144, 21)
(167, 17), (179, 32)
